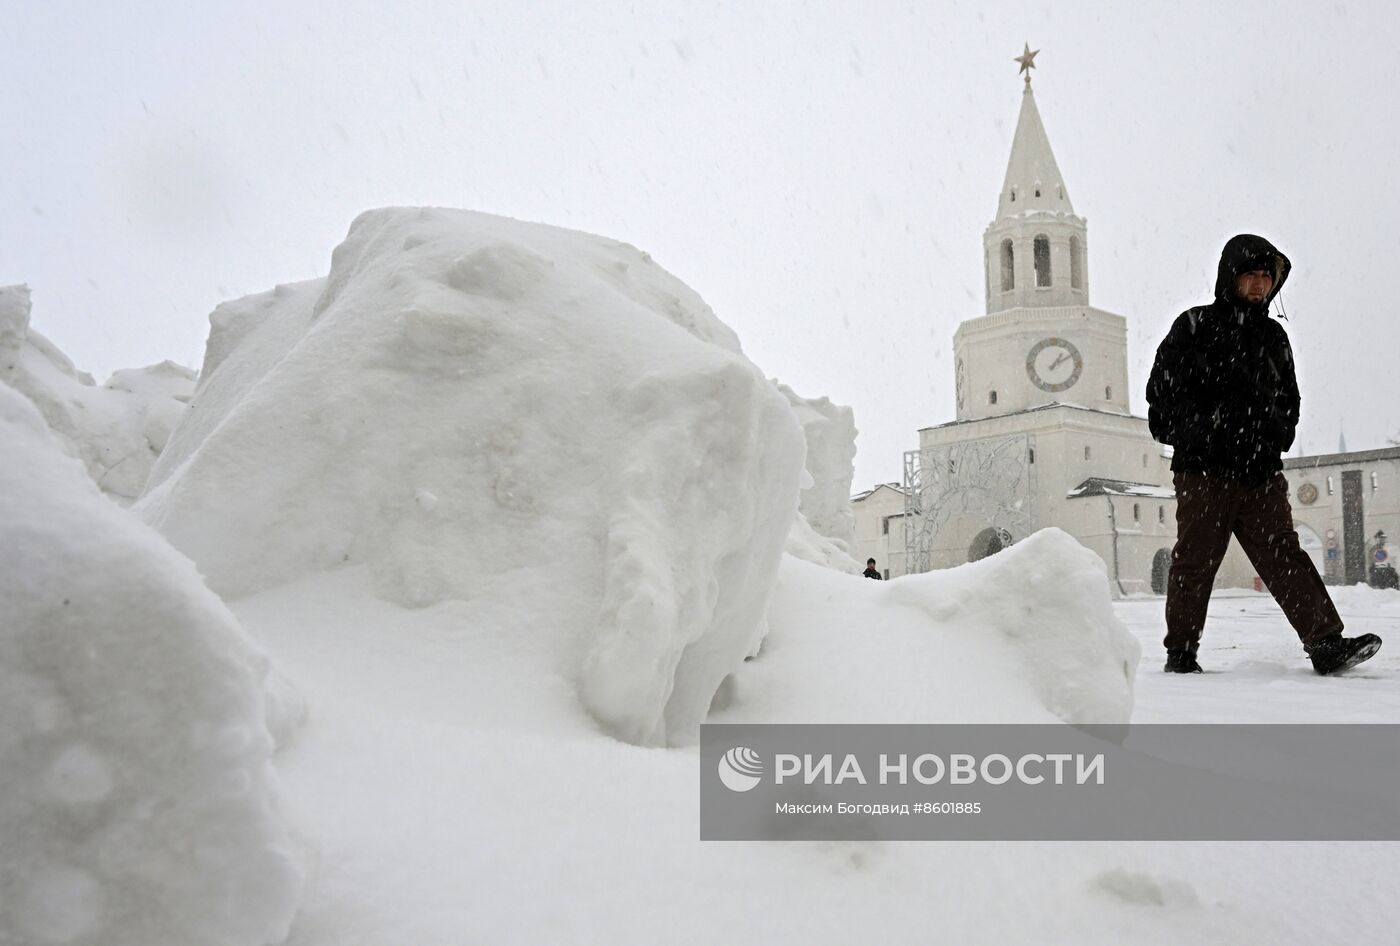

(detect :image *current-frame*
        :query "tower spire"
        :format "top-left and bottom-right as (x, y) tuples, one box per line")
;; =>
(982, 50), (1089, 314)
(996, 51), (1072, 220)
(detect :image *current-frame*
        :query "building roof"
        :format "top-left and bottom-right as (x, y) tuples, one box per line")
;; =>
(1283, 446), (1400, 470)
(917, 400), (1143, 433)
(850, 482), (906, 503)
(996, 85), (1074, 219)
(1067, 477), (1175, 500)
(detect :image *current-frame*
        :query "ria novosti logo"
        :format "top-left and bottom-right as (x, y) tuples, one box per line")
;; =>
(718, 746), (764, 792)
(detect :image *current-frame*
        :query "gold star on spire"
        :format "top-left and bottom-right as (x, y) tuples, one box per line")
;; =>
(1014, 42), (1039, 87)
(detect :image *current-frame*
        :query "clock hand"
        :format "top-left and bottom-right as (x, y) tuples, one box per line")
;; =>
(1048, 352), (1070, 371)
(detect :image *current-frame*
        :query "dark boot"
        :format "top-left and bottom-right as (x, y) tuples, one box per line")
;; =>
(1164, 650), (1203, 673)
(1308, 633), (1383, 676)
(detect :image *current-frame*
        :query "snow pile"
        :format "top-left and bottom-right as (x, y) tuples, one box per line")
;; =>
(0, 384), (302, 946)
(718, 527), (1138, 725)
(777, 382), (860, 572)
(887, 528), (1140, 723)
(224, 547), (1396, 946)
(0, 284), (195, 503)
(139, 208), (805, 745)
(230, 524), (1152, 944)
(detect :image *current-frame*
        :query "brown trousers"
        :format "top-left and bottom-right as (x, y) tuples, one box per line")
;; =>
(1165, 471), (1343, 654)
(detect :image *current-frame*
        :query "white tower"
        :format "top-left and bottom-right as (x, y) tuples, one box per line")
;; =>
(983, 78), (1088, 312)
(953, 48), (1130, 423)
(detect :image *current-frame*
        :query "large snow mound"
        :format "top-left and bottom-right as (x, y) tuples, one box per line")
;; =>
(0, 384), (302, 946)
(232, 529), (1150, 945)
(717, 528), (1139, 725)
(138, 207), (806, 745)
(0, 284), (195, 503)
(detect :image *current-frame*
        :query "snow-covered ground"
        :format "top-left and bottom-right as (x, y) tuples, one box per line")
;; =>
(235, 575), (1398, 946)
(1124, 586), (1400, 723)
(6, 209), (1397, 946)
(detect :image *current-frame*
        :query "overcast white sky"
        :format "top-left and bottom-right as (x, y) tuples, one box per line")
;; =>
(5, 0), (1398, 489)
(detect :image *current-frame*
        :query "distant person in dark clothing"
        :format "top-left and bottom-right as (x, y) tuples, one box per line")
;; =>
(1147, 233), (1381, 675)
(863, 558), (882, 580)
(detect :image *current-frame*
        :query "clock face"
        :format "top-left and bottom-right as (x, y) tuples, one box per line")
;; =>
(1025, 337), (1083, 393)
(1297, 482), (1319, 505)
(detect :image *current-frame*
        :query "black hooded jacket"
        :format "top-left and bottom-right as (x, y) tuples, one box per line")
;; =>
(1146, 234), (1300, 483)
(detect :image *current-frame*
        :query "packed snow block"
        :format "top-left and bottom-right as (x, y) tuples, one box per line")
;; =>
(776, 383), (857, 548)
(0, 284), (195, 503)
(774, 382), (860, 573)
(0, 385), (303, 946)
(886, 528), (1139, 723)
(0, 283), (32, 353)
(138, 208), (806, 746)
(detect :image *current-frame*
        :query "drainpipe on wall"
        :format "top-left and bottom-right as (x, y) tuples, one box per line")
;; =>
(1105, 495), (1128, 596)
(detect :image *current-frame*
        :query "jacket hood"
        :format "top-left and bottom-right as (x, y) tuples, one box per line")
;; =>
(1214, 233), (1291, 309)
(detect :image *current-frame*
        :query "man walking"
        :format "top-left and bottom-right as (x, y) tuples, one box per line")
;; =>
(1146, 233), (1381, 675)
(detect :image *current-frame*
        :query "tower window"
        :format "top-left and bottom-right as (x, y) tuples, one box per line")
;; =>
(1029, 447), (1035, 464)
(1010, 187), (1017, 202)
(1033, 235), (1051, 288)
(989, 390), (998, 406)
(1373, 471), (1380, 491)
(1158, 506), (1165, 524)
(1142, 453), (1148, 468)
(1000, 239), (1014, 291)
(1133, 503), (1141, 522)
(1070, 236), (1083, 289)
(1058, 184), (1064, 199)
(1106, 385), (1113, 400)
(1326, 476), (1334, 495)
(1034, 186), (1042, 198)
(1084, 445), (1091, 461)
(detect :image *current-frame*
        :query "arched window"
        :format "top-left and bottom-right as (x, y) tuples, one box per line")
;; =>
(1028, 447), (1036, 464)
(1000, 239), (1014, 291)
(1034, 183), (1042, 198)
(1133, 503), (1141, 521)
(1069, 236), (1083, 289)
(1010, 187), (1017, 203)
(1106, 385), (1113, 400)
(1158, 506), (1165, 524)
(1084, 445), (1091, 461)
(989, 390), (998, 405)
(1033, 235), (1051, 288)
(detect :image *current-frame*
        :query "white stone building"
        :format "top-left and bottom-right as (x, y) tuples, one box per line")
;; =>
(850, 482), (908, 579)
(1282, 447), (1400, 586)
(878, 72), (1195, 592)
(858, 66), (1395, 593)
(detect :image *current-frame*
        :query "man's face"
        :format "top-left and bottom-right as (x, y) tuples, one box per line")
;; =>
(1234, 269), (1274, 305)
